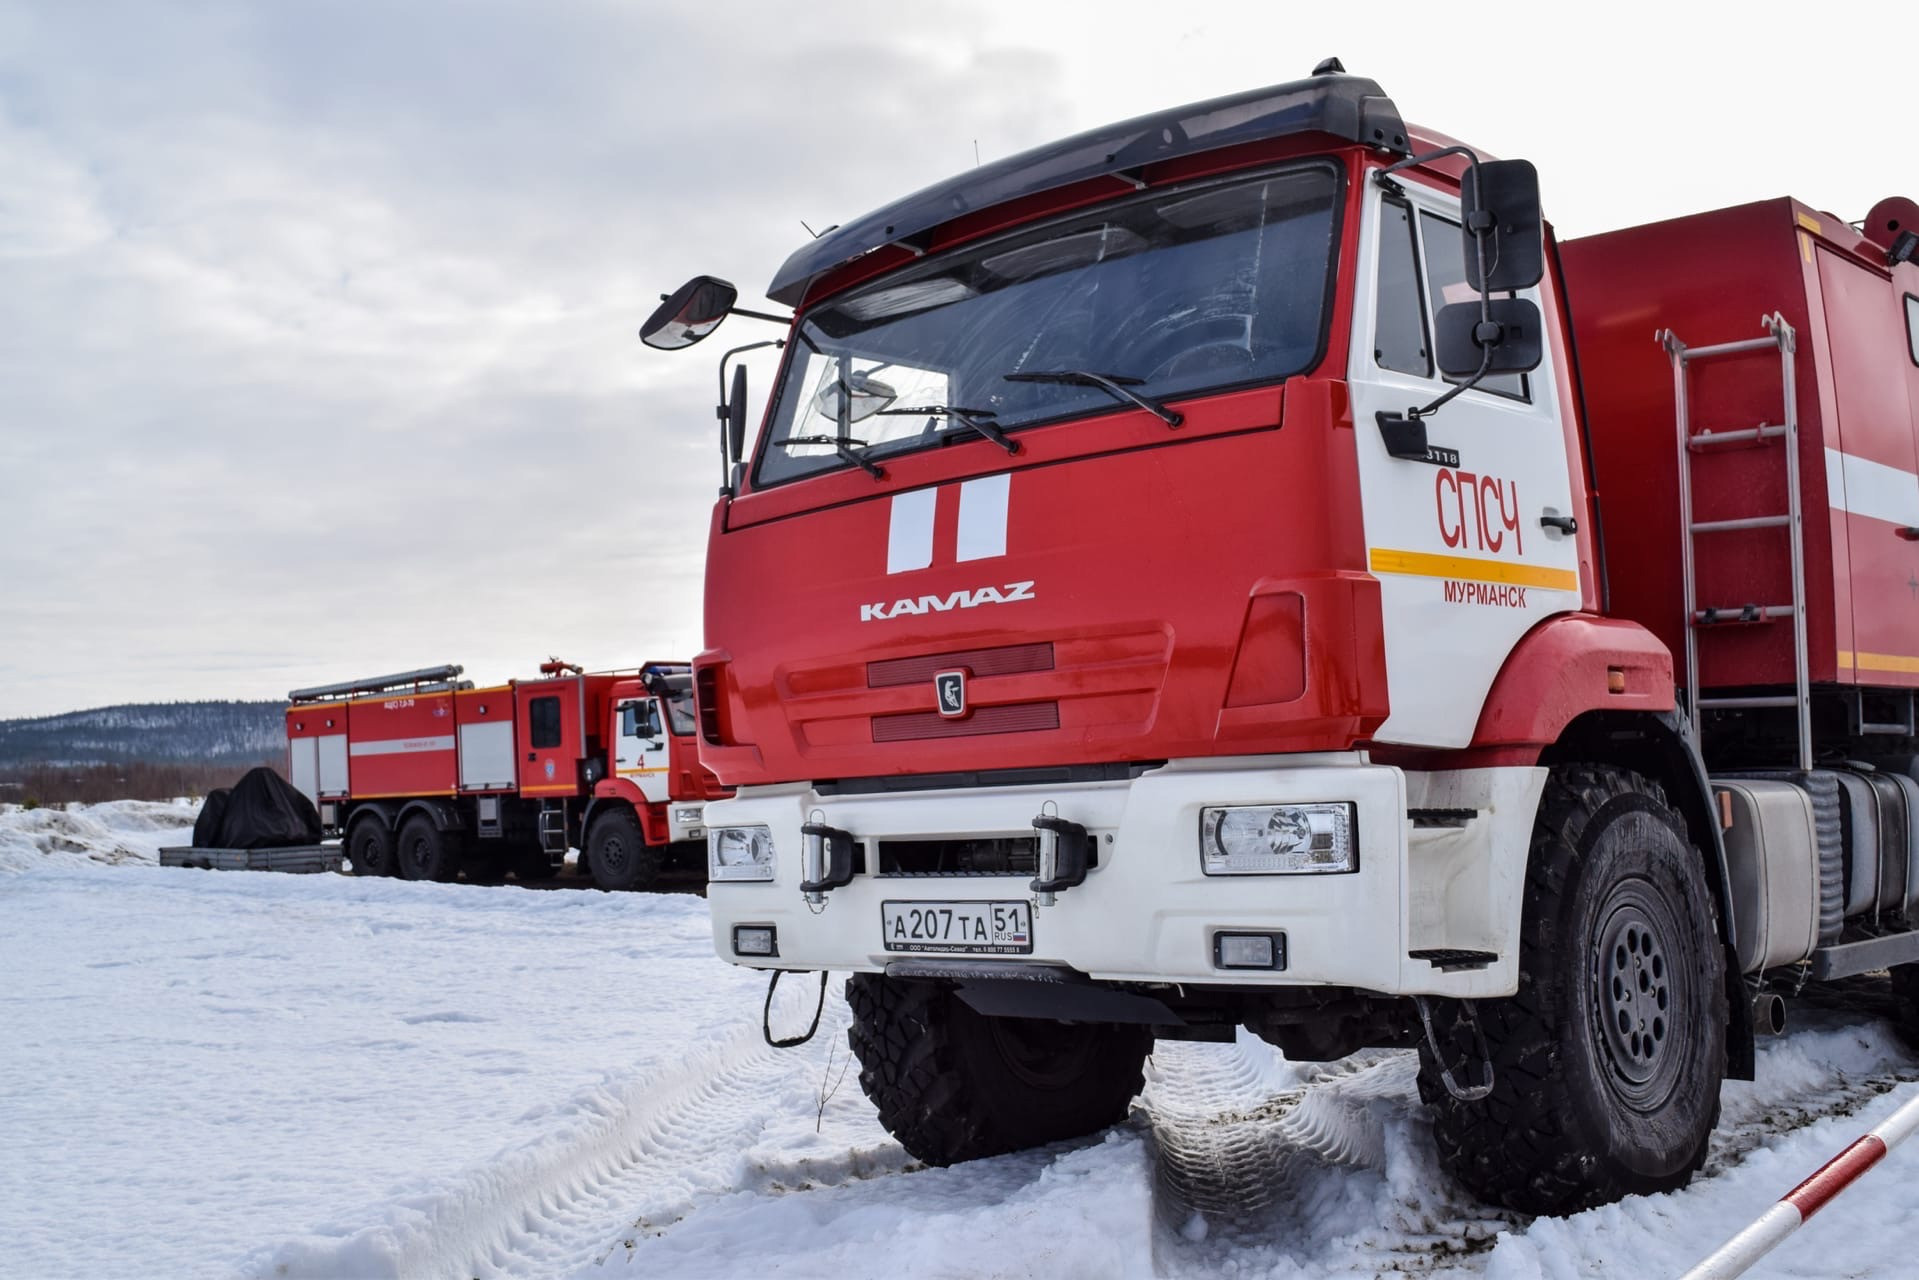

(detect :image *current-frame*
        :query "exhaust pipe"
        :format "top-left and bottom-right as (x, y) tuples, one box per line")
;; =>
(1752, 991), (1787, 1036)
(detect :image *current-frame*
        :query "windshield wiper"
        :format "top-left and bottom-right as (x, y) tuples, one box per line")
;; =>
(1002, 369), (1182, 428)
(873, 405), (1020, 455)
(774, 434), (885, 479)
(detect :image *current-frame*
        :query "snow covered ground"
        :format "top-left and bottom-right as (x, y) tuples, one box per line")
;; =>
(5, 802), (1919, 1279)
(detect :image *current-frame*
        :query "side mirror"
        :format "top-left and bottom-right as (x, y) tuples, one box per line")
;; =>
(1460, 159), (1544, 292)
(726, 364), (749, 465)
(1435, 298), (1544, 377)
(640, 276), (738, 350)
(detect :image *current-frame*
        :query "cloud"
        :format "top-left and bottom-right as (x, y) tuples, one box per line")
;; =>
(0, 0), (1070, 715)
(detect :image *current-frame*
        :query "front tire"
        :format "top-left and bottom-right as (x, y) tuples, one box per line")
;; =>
(845, 973), (1150, 1166)
(1419, 764), (1727, 1214)
(586, 808), (662, 891)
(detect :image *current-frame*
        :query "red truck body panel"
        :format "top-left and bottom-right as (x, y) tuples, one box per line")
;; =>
(343, 690), (458, 798)
(1563, 198), (1919, 691)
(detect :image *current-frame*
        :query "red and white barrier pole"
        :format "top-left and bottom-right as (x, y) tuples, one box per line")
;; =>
(1680, 1087), (1919, 1280)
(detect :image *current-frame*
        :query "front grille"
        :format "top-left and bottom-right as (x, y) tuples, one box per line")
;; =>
(877, 837), (1038, 876)
(872, 702), (1060, 742)
(867, 642), (1055, 688)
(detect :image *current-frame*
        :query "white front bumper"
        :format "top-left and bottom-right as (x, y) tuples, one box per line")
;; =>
(705, 755), (1527, 998)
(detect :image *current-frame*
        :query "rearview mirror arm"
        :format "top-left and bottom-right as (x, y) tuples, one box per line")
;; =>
(658, 292), (792, 328)
(1372, 145), (1500, 417)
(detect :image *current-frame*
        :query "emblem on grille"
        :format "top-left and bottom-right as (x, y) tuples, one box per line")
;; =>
(934, 670), (967, 718)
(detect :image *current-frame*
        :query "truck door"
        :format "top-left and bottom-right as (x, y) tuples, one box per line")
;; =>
(1345, 174), (1584, 747)
(1815, 248), (1919, 686)
(614, 698), (671, 802)
(517, 679), (584, 795)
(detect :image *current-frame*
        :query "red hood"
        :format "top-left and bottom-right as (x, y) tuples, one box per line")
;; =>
(697, 379), (1386, 788)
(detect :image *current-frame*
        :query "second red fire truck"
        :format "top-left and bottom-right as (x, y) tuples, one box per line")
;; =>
(285, 660), (726, 890)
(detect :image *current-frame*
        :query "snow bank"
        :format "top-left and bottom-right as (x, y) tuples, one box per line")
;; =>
(0, 798), (198, 873)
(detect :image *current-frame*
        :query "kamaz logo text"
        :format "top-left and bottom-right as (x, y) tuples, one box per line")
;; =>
(860, 582), (1036, 622)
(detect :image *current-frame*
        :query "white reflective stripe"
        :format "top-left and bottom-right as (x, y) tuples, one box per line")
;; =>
(1680, 1202), (1803, 1280)
(348, 735), (456, 757)
(1827, 447), (1919, 526)
(956, 474), (1010, 562)
(886, 488), (936, 574)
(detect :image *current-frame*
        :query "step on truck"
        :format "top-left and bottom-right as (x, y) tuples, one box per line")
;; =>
(643, 62), (1919, 1212)
(285, 660), (727, 890)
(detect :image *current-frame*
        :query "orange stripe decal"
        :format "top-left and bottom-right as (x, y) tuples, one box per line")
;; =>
(1368, 547), (1579, 592)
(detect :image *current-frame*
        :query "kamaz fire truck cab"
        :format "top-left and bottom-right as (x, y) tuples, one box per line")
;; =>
(644, 65), (1919, 1214)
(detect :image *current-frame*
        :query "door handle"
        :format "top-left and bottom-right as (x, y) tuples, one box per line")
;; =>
(526, 752), (536, 761)
(1540, 514), (1578, 534)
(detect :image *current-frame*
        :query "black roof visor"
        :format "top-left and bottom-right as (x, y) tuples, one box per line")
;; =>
(767, 74), (1406, 307)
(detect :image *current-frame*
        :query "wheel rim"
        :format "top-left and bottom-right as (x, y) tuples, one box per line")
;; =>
(1589, 878), (1683, 1111)
(986, 1016), (1098, 1090)
(597, 834), (630, 876)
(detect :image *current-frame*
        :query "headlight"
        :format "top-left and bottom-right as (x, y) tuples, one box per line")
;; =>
(708, 825), (775, 881)
(1199, 803), (1356, 875)
(674, 806), (704, 825)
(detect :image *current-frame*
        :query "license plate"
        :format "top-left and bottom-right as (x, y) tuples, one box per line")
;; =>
(881, 900), (1033, 955)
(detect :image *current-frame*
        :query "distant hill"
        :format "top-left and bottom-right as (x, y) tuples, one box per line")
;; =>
(0, 701), (284, 769)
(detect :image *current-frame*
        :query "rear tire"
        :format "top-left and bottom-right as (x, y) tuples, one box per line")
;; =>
(844, 973), (1150, 1166)
(396, 814), (462, 883)
(1419, 764), (1726, 1214)
(586, 808), (662, 891)
(346, 818), (394, 877)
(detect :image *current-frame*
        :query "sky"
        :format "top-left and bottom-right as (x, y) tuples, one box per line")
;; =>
(0, 0), (1908, 718)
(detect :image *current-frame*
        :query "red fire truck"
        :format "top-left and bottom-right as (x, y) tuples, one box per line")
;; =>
(644, 63), (1919, 1212)
(285, 660), (726, 890)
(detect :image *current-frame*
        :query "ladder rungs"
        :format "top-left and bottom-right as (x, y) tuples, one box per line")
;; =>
(1691, 605), (1793, 625)
(1690, 515), (1791, 533)
(1689, 424), (1788, 448)
(1681, 335), (1784, 361)
(1698, 696), (1801, 709)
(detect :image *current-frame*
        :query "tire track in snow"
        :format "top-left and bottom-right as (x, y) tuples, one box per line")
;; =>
(247, 990), (907, 1280)
(1137, 1001), (1919, 1277)
(1139, 1039), (1516, 1275)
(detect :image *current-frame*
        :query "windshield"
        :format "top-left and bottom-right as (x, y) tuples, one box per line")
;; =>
(754, 162), (1341, 486)
(660, 691), (696, 737)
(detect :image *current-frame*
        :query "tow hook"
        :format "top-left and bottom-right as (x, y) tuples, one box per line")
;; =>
(763, 969), (828, 1049)
(800, 811), (857, 908)
(1030, 804), (1092, 906)
(1413, 995), (1495, 1102)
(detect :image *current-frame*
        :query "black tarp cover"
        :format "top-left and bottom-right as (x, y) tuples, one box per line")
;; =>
(193, 767), (320, 849)
(191, 788), (231, 848)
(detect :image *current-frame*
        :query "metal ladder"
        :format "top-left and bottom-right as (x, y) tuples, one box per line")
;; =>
(538, 804), (568, 854)
(1658, 313), (1811, 771)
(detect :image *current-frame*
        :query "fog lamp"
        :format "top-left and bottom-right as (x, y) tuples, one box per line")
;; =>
(733, 925), (778, 957)
(1200, 803), (1356, 875)
(674, 806), (704, 825)
(1214, 931), (1286, 970)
